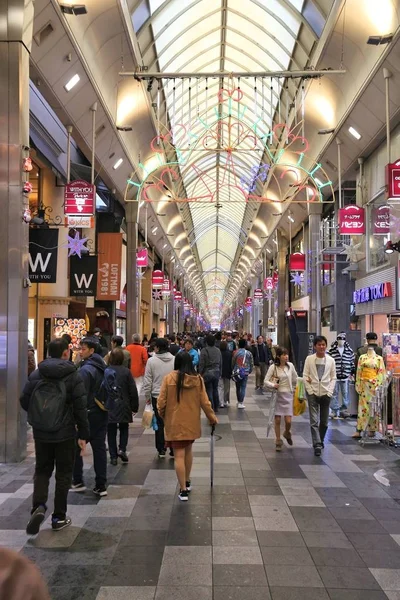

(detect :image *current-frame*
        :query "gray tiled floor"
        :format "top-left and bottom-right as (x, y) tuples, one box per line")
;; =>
(4, 377), (400, 598)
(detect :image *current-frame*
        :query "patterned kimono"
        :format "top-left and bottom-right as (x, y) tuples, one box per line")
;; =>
(355, 353), (386, 432)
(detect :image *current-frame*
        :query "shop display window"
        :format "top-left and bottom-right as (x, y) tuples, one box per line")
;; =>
(321, 306), (334, 329)
(368, 194), (390, 271)
(350, 304), (361, 331)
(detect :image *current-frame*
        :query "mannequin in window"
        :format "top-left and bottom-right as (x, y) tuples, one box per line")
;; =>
(328, 333), (355, 419)
(353, 345), (386, 439)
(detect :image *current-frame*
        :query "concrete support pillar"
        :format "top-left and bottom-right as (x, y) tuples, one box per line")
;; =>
(168, 268), (174, 335)
(125, 203), (139, 339)
(277, 231), (287, 347)
(308, 204), (323, 335)
(0, 1), (34, 461)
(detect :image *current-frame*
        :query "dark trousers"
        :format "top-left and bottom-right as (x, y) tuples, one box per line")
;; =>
(73, 410), (108, 488)
(205, 376), (219, 412)
(107, 423), (129, 458)
(152, 397), (165, 452)
(235, 377), (248, 403)
(33, 438), (76, 520)
(308, 394), (331, 448)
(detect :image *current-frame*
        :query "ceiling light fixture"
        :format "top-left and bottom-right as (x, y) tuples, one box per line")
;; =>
(64, 73), (80, 91)
(113, 158), (123, 170)
(163, 244), (167, 248)
(288, 215), (295, 223)
(152, 227), (158, 234)
(367, 34), (393, 45)
(318, 128), (335, 135)
(348, 126), (361, 140)
(60, 3), (87, 15)
(266, 248), (271, 254)
(116, 126), (133, 132)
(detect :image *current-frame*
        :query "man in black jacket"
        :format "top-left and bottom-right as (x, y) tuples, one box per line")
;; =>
(168, 334), (180, 356)
(71, 337), (107, 496)
(20, 338), (89, 535)
(250, 335), (273, 392)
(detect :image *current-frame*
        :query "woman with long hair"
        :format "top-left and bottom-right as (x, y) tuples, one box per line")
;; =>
(157, 352), (218, 501)
(265, 347), (298, 451)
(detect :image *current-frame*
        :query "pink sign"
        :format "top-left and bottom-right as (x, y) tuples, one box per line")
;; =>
(245, 297), (252, 307)
(136, 248), (148, 268)
(373, 205), (390, 235)
(152, 270), (164, 289)
(162, 278), (171, 293)
(264, 277), (274, 291)
(386, 160), (400, 199)
(254, 288), (263, 299)
(174, 290), (182, 301)
(339, 205), (365, 235)
(64, 180), (95, 215)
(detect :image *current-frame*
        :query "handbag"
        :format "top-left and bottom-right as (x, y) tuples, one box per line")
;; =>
(141, 403), (154, 428)
(293, 381), (307, 416)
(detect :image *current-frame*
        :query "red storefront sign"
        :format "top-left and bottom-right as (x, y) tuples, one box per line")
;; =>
(339, 205), (365, 235)
(264, 277), (274, 291)
(137, 247), (148, 268)
(245, 297), (252, 307)
(386, 160), (400, 199)
(64, 180), (95, 215)
(373, 205), (390, 235)
(162, 278), (171, 294)
(152, 270), (164, 288)
(97, 233), (123, 301)
(289, 252), (306, 271)
(254, 288), (263, 299)
(174, 290), (183, 301)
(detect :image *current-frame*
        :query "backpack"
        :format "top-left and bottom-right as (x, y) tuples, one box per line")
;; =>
(95, 367), (121, 412)
(28, 377), (69, 433)
(232, 349), (252, 383)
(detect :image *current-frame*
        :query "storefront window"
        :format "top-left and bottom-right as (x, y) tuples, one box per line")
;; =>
(321, 306), (334, 329)
(350, 304), (361, 331)
(368, 194), (390, 271)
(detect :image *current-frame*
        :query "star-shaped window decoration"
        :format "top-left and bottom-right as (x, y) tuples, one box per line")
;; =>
(67, 231), (88, 258)
(152, 289), (163, 301)
(245, 305), (252, 313)
(290, 272), (304, 286)
(341, 240), (362, 263)
(264, 291), (275, 302)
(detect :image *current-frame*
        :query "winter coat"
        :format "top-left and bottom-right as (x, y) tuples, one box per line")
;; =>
(169, 343), (180, 356)
(143, 351), (175, 399)
(126, 343), (148, 378)
(79, 354), (106, 411)
(157, 372), (217, 441)
(221, 348), (233, 379)
(20, 358), (90, 443)
(250, 343), (273, 366)
(104, 349), (131, 369)
(106, 365), (139, 424)
(178, 347), (199, 367)
(328, 342), (355, 380)
(199, 346), (222, 378)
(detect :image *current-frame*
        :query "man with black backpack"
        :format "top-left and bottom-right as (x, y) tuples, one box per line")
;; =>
(20, 338), (89, 535)
(71, 337), (108, 497)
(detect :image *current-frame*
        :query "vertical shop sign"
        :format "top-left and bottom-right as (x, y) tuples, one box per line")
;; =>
(136, 248), (148, 268)
(70, 255), (97, 296)
(29, 229), (59, 283)
(386, 160), (400, 199)
(373, 205), (390, 235)
(289, 252), (306, 271)
(338, 205), (365, 234)
(263, 277), (274, 291)
(64, 180), (95, 215)
(97, 233), (123, 301)
(152, 270), (164, 288)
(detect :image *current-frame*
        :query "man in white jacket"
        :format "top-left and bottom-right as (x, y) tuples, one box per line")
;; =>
(143, 338), (175, 458)
(303, 335), (336, 456)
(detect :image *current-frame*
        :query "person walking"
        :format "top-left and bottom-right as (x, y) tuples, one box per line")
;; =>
(168, 334), (180, 356)
(126, 333), (149, 395)
(28, 340), (36, 376)
(251, 335), (273, 392)
(265, 347), (298, 451)
(106, 348), (139, 465)
(20, 338), (89, 534)
(143, 338), (175, 457)
(218, 340), (233, 407)
(303, 335), (336, 456)
(328, 333), (355, 418)
(232, 338), (254, 409)
(104, 335), (131, 369)
(157, 352), (218, 501)
(179, 338), (200, 369)
(71, 337), (108, 496)
(93, 327), (109, 357)
(199, 334), (222, 413)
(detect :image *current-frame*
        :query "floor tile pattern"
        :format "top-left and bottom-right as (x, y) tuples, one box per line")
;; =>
(2, 377), (400, 598)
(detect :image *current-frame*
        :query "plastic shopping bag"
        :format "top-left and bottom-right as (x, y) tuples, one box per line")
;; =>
(141, 403), (154, 428)
(297, 378), (306, 400)
(293, 381), (307, 416)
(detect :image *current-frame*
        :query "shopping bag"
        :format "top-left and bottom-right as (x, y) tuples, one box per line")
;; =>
(141, 403), (154, 428)
(293, 382), (306, 416)
(297, 378), (306, 400)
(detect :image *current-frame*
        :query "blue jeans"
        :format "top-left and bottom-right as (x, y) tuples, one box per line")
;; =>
(235, 377), (248, 403)
(330, 379), (349, 414)
(205, 376), (219, 412)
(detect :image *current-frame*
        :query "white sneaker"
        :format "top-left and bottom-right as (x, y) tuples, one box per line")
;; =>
(237, 403), (245, 409)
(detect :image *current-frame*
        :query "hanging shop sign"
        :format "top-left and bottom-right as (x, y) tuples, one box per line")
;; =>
(174, 290), (182, 301)
(353, 282), (392, 304)
(373, 205), (390, 235)
(268, 317), (275, 327)
(263, 277), (274, 291)
(338, 205), (365, 235)
(69, 255), (97, 297)
(152, 269), (164, 288)
(386, 160), (400, 199)
(289, 252), (306, 271)
(245, 297), (253, 307)
(162, 278), (171, 294)
(97, 233), (123, 301)
(136, 247), (148, 268)
(64, 180), (95, 215)
(253, 288), (263, 299)
(65, 215), (94, 228)
(29, 229), (59, 283)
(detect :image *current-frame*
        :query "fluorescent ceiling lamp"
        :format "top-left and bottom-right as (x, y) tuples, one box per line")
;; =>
(152, 227), (158, 234)
(288, 215), (295, 223)
(163, 244), (167, 248)
(266, 248), (271, 254)
(273, 239), (278, 245)
(113, 158), (123, 170)
(348, 126), (361, 140)
(64, 73), (80, 91)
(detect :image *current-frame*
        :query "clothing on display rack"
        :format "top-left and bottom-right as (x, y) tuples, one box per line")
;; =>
(328, 333), (355, 417)
(355, 347), (386, 434)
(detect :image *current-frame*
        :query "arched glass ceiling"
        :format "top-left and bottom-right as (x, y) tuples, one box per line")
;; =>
(135, 0), (322, 321)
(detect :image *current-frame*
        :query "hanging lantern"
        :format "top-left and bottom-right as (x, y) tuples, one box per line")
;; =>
(152, 269), (164, 288)
(289, 252), (306, 271)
